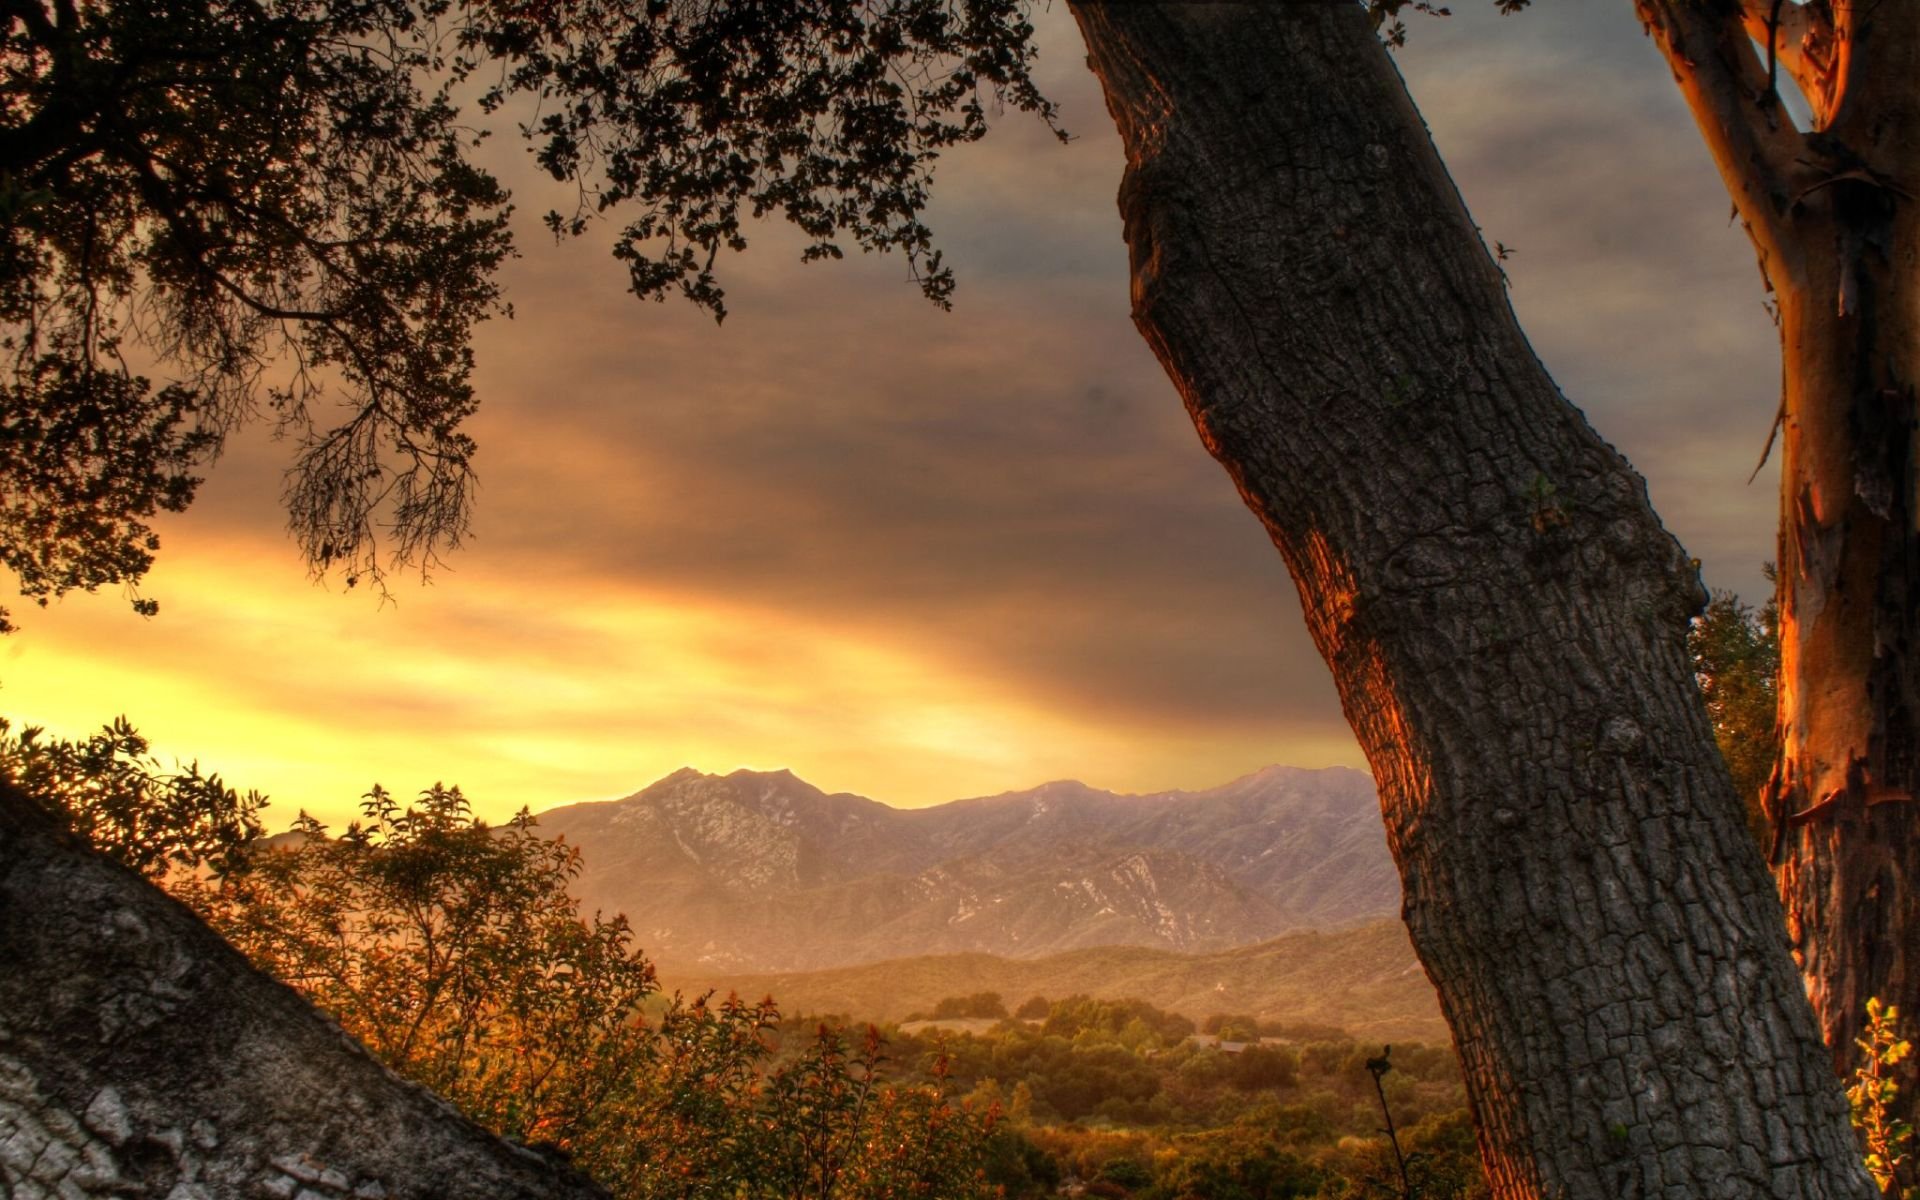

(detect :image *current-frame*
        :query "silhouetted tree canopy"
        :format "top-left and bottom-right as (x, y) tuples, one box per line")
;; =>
(0, 0), (1060, 625)
(0, 713), (266, 875)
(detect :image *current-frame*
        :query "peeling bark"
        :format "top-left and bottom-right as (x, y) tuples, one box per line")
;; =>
(1646, 0), (1920, 1104)
(1773, 147), (1920, 1101)
(0, 781), (608, 1200)
(1067, 3), (1872, 1196)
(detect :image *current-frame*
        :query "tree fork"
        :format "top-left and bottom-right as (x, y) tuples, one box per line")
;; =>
(1068, 2), (1872, 1195)
(1647, 0), (1920, 1110)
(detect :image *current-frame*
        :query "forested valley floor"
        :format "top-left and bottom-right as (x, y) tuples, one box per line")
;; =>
(5, 719), (1485, 1199)
(10, 704), (1906, 1199)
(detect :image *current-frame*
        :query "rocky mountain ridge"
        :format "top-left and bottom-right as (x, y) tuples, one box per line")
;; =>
(533, 764), (1398, 971)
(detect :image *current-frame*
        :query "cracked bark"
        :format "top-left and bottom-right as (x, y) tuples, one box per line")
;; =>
(1068, 3), (1872, 1196)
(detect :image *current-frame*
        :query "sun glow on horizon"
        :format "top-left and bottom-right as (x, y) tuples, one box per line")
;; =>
(3, 533), (1363, 832)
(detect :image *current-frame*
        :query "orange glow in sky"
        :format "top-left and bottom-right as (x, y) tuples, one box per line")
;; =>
(4, 533), (1359, 829)
(3, 5), (1785, 830)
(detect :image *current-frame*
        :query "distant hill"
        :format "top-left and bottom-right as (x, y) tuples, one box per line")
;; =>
(532, 764), (1398, 971)
(660, 918), (1447, 1045)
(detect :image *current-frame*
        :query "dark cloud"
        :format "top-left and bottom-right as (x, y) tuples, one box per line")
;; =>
(7, 4), (1793, 816)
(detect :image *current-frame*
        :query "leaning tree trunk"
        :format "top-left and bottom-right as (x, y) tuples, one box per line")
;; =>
(1066, 3), (1873, 1197)
(0, 780), (610, 1200)
(1636, 0), (1920, 1113)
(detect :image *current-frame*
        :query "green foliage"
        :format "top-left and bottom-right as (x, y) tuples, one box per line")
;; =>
(1043, 994), (1197, 1046)
(0, 715), (266, 877)
(887, 1006), (1483, 1198)
(932, 991), (1010, 1020)
(1231, 1045), (1299, 1092)
(177, 781), (999, 1199)
(978, 1121), (1061, 1198)
(181, 783), (659, 1153)
(1202, 1014), (1263, 1042)
(1689, 580), (1780, 849)
(1146, 1125), (1324, 1199)
(1014, 994), (1052, 1021)
(0, 0), (1059, 617)
(1851, 997), (1916, 1198)
(1327, 1111), (1487, 1200)
(736, 1028), (1001, 1200)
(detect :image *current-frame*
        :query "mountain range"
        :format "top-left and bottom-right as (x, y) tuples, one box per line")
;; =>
(532, 764), (1399, 972)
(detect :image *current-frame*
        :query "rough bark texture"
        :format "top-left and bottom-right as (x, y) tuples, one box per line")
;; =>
(1641, 0), (1920, 1101)
(1067, 3), (1873, 1197)
(0, 781), (609, 1200)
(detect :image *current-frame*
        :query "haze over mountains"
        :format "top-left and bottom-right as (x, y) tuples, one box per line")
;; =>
(532, 764), (1398, 972)
(674, 920), (1447, 1045)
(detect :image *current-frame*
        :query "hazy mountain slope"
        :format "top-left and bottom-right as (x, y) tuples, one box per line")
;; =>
(662, 918), (1445, 1045)
(533, 764), (1398, 971)
(1116, 766), (1390, 926)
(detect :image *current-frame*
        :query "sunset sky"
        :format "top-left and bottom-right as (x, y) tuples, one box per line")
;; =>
(3, 4), (1784, 830)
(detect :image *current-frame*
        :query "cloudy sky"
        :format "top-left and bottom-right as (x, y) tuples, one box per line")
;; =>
(2, 3), (1783, 829)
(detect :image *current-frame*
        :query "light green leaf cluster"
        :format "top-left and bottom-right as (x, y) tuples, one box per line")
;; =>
(1851, 997), (1916, 1197)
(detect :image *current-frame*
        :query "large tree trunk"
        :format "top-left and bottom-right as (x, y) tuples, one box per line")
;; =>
(1636, 0), (1920, 1115)
(1772, 163), (1920, 1095)
(0, 781), (608, 1200)
(1067, 3), (1873, 1196)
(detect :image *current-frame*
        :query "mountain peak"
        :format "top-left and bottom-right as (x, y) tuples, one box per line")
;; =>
(532, 762), (1398, 972)
(727, 766), (799, 782)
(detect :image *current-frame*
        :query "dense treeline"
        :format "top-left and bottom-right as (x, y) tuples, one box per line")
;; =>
(35, 710), (1919, 1196)
(9, 715), (1487, 1199)
(6, 719), (1005, 1199)
(829, 993), (1486, 1198)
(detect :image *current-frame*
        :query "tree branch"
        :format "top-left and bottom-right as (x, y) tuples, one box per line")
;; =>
(1635, 0), (1808, 285)
(1820, 1), (1920, 156)
(1736, 0), (1841, 126)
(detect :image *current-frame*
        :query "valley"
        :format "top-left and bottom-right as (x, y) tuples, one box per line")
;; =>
(658, 917), (1447, 1044)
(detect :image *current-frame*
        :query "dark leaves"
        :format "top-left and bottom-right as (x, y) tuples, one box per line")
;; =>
(0, 0), (1057, 619)
(0, 714), (269, 878)
(0, 361), (213, 620)
(466, 0), (1061, 320)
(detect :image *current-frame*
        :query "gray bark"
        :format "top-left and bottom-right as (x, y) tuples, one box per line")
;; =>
(0, 781), (608, 1200)
(1066, 3), (1874, 1196)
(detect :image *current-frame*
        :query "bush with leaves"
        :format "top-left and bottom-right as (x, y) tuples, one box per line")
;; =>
(1688, 579), (1780, 849)
(0, 714), (265, 877)
(930, 992), (1010, 1021)
(1851, 997), (1916, 1199)
(178, 783), (659, 1154)
(734, 1025), (1001, 1200)
(177, 782), (999, 1200)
